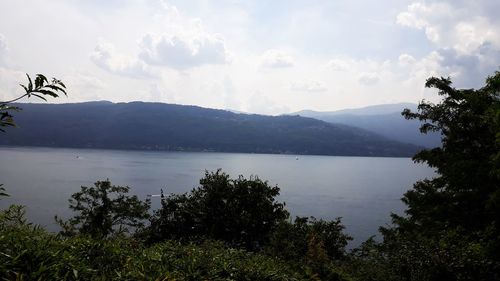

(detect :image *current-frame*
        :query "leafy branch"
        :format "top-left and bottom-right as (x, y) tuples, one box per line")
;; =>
(0, 73), (67, 132)
(0, 184), (8, 198)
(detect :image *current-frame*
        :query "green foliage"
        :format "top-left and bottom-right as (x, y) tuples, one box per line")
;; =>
(56, 180), (150, 238)
(348, 70), (500, 281)
(399, 73), (500, 234)
(0, 104), (18, 132)
(267, 216), (352, 262)
(148, 170), (289, 250)
(0, 204), (30, 228)
(266, 217), (352, 281)
(0, 208), (309, 280)
(0, 73), (67, 132)
(18, 73), (67, 101)
(348, 230), (499, 281)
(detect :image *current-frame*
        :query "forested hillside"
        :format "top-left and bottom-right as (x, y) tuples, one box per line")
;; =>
(0, 101), (421, 157)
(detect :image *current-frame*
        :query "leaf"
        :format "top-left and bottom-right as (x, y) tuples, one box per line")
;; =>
(36, 74), (48, 85)
(20, 84), (29, 94)
(26, 73), (33, 91)
(35, 75), (42, 88)
(0, 184), (9, 197)
(31, 93), (48, 101)
(34, 89), (59, 98)
(44, 85), (67, 96)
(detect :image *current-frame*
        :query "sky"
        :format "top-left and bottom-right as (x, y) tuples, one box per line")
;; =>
(0, 0), (499, 115)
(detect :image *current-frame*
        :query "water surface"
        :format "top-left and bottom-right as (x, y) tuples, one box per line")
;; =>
(0, 146), (434, 246)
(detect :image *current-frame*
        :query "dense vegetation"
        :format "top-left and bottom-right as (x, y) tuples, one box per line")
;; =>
(147, 170), (289, 250)
(55, 180), (151, 238)
(1, 207), (308, 280)
(0, 101), (421, 157)
(1, 70), (499, 280)
(1, 173), (352, 280)
(345, 71), (500, 280)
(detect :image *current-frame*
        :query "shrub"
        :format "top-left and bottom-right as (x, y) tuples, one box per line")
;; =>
(56, 180), (150, 238)
(148, 170), (289, 250)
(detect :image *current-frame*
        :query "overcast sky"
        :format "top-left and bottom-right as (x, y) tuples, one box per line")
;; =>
(0, 0), (499, 114)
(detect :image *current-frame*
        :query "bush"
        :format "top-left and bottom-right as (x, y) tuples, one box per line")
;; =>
(266, 217), (352, 280)
(267, 216), (352, 263)
(148, 170), (289, 250)
(56, 180), (150, 238)
(0, 207), (308, 280)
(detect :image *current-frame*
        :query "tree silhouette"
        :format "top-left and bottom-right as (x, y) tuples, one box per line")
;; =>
(56, 180), (151, 238)
(148, 170), (289, 250)
(350, 70), (500, 281)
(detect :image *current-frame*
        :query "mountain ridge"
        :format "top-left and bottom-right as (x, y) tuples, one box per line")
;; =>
(292, 103), (418, 116)
(291, 103), (441, 148)
(0, 101), (422, 157)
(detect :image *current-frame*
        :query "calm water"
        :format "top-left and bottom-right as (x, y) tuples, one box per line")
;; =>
(0, 146), (434, 246)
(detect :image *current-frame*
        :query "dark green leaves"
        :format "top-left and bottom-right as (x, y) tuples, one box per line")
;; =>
(0, 73), (67, 133)
(354, 70), (500, 281)
(20, 73), (67, 99)
(56, 180), (151, 238)
(34, 74), (48, 88)
(0, 104), (20, 132)
(148, 170), (290, 250)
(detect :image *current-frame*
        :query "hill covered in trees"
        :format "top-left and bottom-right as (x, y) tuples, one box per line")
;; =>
(0, 101), (421, 157)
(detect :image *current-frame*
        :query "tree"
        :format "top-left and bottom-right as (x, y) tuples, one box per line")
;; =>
(398, 72), (500, 235)
(267, 216), (351, 262)
(56, 180), (151, 238)
(350, 71), (500, 281)
(0, 73), (67, 132)
(148, 169), (289, 250)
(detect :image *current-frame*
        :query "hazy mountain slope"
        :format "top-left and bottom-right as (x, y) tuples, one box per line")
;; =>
(296, 103), (418, 117)
(294, 103), (441, 148)
(0, 102), (422, 157)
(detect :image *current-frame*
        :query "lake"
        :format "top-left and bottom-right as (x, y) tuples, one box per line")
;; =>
(0, 146), (435, 246)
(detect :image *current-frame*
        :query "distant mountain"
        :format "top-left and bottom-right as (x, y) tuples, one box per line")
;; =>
(0, 102), (422, 157)
(296, 103), (418, 117)
(293, 103), (441, 148)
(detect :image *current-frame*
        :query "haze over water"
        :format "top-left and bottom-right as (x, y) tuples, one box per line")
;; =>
(0, 146), (434, 246)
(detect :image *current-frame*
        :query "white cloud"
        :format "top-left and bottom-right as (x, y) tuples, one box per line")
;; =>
(137, 2), (230, 69)
(398, 54), (416, 67)
(70, 73), (105, 90)
(221, 76), (241, 110)
(396, 1), (500, 88)
(0, 68), (28, 102)
(260, 49), (294, 68)
(245, 91), (289, 115)
(290, 80), (327, 92)
(0, 34), (7, 65)
(358, 72), (380, 85)
(90, 42), (155, 78)
(397, 1), (500, 54)
(138, 32), (229, 69)
(327, 58), (350, 71)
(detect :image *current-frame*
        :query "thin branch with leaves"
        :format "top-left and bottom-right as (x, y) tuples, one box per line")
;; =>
(0, 73), (67, 132)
